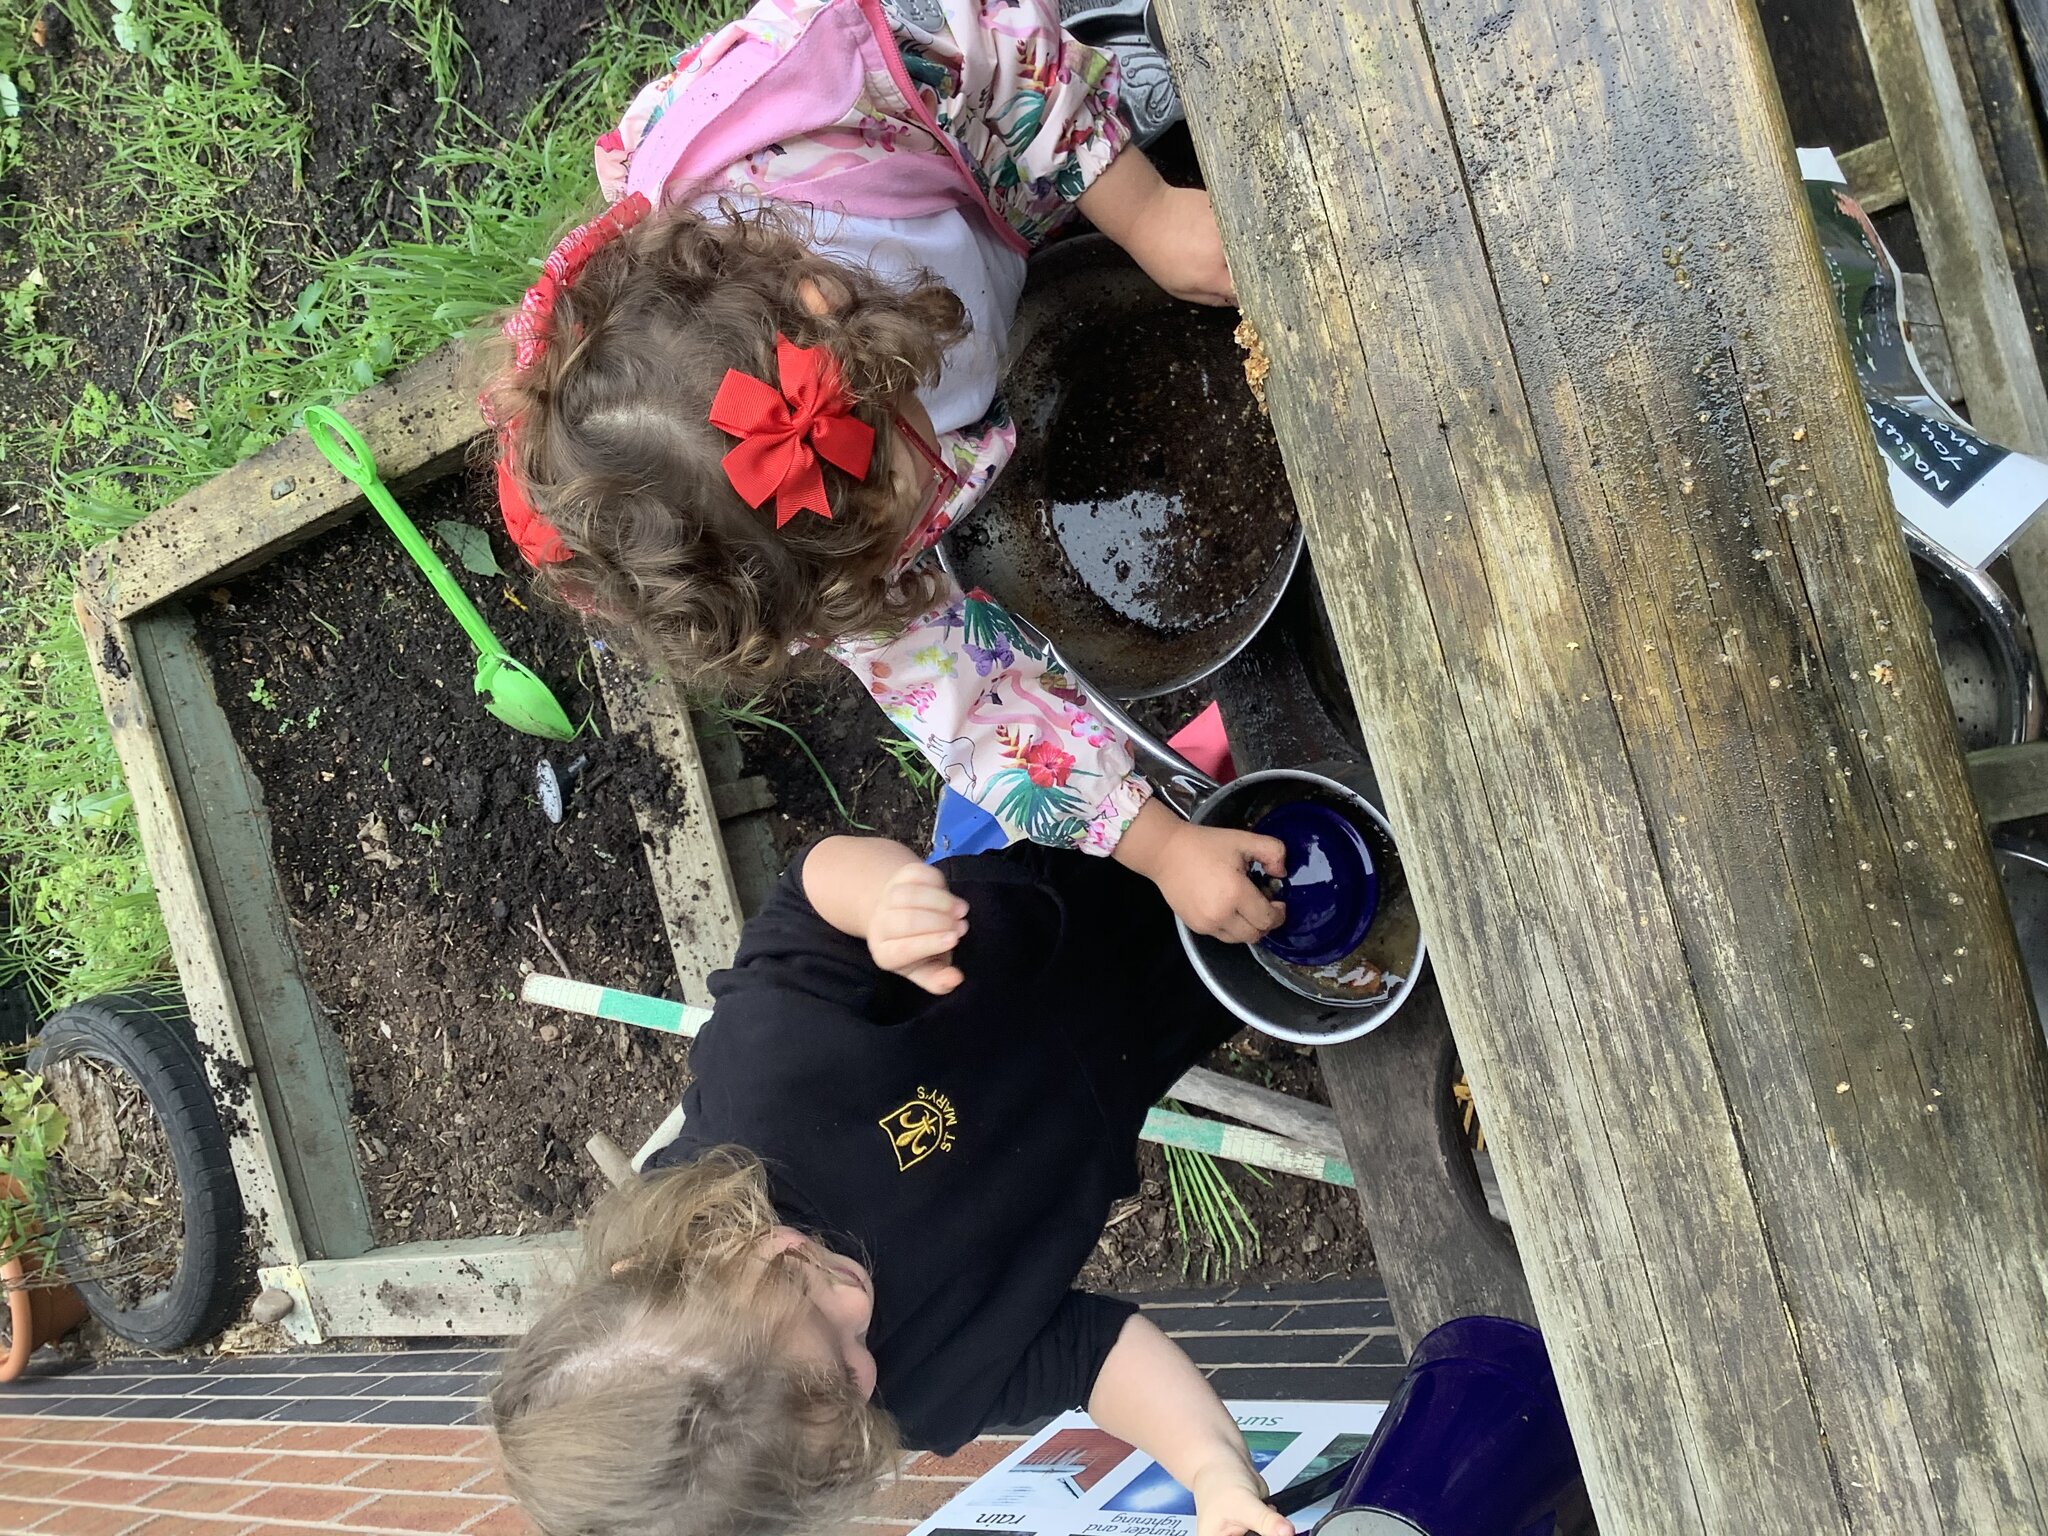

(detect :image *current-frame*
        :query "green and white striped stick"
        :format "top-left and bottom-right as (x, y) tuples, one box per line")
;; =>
(520, 973), (1357, 1188)
(1143, 1107), (1356, 1188)
(520, 973), (712, 1037)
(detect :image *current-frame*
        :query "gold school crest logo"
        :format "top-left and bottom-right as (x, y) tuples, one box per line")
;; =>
(878, 1086), (958, 1172)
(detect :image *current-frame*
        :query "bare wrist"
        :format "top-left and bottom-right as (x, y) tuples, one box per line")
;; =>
(1110, 798), (1182, 880)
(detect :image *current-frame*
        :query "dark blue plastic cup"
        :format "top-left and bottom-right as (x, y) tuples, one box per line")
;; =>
(1318, 1317), (1583, 1536)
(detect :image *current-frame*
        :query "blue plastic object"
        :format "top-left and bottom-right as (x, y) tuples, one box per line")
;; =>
(1253, 801), (1379, 966)
(1318, 1317), (1583, 1536)
(928, 788), (1013, 863)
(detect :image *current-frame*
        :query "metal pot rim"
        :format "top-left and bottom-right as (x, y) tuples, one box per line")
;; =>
(1176, 765), (1429, 1046)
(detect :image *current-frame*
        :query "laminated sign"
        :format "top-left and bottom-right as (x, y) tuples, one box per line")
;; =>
(1799, 146), (2048, 568)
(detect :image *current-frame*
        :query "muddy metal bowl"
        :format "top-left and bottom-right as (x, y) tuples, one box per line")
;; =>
(1178, 764), (1428, 1046)
(1908, 527), (2042, 748)
(940, 235), (1303, 700)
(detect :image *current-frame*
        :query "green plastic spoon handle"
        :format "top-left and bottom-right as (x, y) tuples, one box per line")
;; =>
(303, 406), (514, 665)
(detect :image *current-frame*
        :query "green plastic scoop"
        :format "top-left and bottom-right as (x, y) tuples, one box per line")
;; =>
(304, 405), (578, 742)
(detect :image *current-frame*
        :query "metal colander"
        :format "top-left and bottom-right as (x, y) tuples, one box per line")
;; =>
(1908, 528), (2043, 749)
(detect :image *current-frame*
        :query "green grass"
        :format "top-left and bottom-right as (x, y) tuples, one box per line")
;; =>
(1157, 1098), (1265, 1281)
(0, 0), (737, 1009)
(879, 733), (941, 800)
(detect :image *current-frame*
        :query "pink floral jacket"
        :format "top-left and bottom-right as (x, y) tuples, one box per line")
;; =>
(597, 0), (1153, 853)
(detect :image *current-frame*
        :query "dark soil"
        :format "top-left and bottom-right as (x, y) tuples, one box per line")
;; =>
(740, 663), (945, 858)
(216, 0), (608, 253)
(1048, 307), (1297, 634)
(191, 473), (694, 1243)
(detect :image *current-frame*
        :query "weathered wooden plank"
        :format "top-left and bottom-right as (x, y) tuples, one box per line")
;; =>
(1160, 0), (2048, 1530)
(259, 1232), (581, 1343)
(1850, 0), (2048, 619)
(711, 774), (777, 820)
(82, 343), (480, 621)
(2012, 0), (2048, 148)
(689, 706), (786, 917)
(1169, 1066), (1345, 1158)
(1198, 595), (1533, 1344)
(1930, 0), (2048, 373)
(128, 606), (375, 1262)
(1967, 738), (2048, 820)
(1841, 135), (1908, 214)
(1316, 983), (1535, 1347)
(590, 644), (746, 1008)
(73, 584), (308, 1268)
(1899, 272), (1962, 401)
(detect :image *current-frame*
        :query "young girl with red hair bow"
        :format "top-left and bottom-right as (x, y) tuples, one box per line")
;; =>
(485, 0), (1286, 942)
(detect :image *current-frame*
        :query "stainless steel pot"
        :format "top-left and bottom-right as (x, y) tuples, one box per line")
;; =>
(1069, 661), (1428, 1046)
(1908, 526), (2043, 748)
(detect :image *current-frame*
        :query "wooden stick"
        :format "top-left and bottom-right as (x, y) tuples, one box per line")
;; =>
(1169, 1066), (1346, 1159)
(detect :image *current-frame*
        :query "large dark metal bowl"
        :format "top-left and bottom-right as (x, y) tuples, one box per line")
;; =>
(939, 236), (1303, 700)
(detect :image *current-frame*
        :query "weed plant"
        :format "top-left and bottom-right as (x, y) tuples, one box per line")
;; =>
(1157, 1099), (1265, 1282)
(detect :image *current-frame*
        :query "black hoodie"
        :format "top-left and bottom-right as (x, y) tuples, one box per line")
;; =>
(646, 840), (1240, 1452)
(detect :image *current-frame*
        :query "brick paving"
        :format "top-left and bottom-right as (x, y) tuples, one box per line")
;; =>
(0, 1279), (1395, 1535)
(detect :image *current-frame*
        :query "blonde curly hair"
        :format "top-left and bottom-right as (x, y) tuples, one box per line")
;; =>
(482, 201), (970, 694)
(485, 1148), (901, 1536)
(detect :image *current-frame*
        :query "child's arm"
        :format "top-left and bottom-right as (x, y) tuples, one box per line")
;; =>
(1087, 1314), (1293, 1536)
(829, 587), (1283, 940)
(1077, 151), (1236, 307)
(804, 837), (969, 994)
(1112, 800), (1285, 946)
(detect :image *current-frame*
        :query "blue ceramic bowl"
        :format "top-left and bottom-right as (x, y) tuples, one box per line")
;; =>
(1254, 801), (1380, 967)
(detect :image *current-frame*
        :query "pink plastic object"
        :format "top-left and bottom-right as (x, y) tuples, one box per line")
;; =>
(1168, 701), (1236, 782)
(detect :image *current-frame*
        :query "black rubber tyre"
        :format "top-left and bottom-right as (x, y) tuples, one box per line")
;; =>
(27, 993), (247, 1350)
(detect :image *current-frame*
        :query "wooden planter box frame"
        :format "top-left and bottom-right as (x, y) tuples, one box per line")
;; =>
(73, 344), (775, 1343)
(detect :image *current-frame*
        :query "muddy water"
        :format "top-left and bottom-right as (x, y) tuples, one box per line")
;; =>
(1046, 307), (1297, 634)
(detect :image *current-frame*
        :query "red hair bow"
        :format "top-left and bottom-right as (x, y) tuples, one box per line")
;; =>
(492, 193), (652, 568)
(709, 336), (876, 528)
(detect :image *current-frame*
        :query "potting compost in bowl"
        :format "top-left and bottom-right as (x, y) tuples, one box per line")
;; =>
(1044, 309), (1297, 635)
(945, 237), (1304, 698)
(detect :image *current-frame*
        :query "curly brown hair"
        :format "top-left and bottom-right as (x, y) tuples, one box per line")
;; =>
(483, 201), (970, 693)
(485, 1149), (902, 1536)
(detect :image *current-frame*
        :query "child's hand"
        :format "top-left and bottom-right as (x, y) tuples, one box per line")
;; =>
(1152, 820), (1288, 943)
(1115, 802), (1286, 944)
(1189, 1464), (1292, 1536)
(866, 861), (969, 994)
(1078, 151), (1237, 307)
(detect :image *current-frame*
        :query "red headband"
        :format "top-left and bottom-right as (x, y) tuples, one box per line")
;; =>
(709, 336), (875, 527)
(491, 193), (652, 568)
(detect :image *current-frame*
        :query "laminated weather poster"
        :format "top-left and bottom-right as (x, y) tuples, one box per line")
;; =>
(906, 1402), (1387, 1536)
(1799, 146), (2048, 568)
